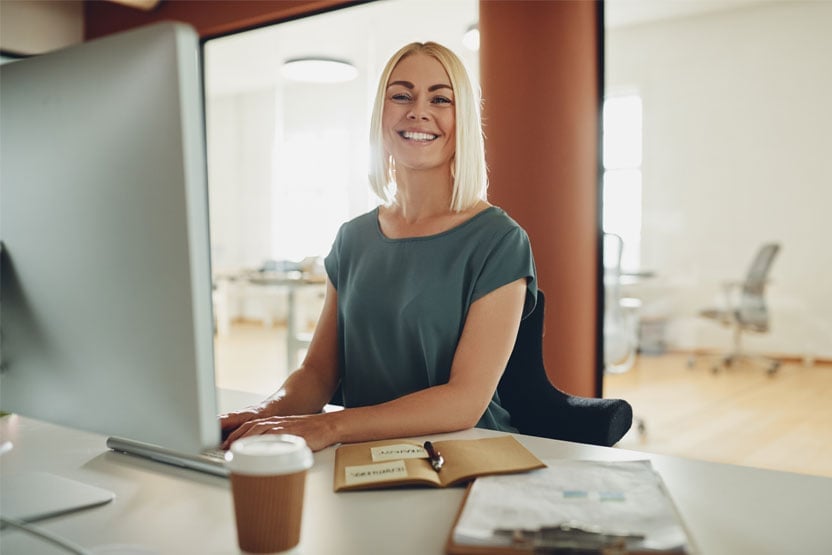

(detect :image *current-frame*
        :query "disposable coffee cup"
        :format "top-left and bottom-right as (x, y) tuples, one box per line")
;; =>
(226, 435), (314, 554)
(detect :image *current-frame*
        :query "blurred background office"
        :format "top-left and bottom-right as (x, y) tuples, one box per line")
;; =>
(196, 0), (831, 379)
(2, 0), (830, 476)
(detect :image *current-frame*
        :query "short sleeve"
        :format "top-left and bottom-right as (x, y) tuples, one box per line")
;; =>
(471, 226), (538, 318)
(324, 224), (344, 290)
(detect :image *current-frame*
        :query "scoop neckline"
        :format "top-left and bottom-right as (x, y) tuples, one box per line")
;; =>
(374, 205), (499, 243)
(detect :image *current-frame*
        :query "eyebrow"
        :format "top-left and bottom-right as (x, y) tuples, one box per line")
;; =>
(387, 80), (453, 93)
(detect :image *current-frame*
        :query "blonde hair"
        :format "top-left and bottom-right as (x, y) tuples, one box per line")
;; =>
(368, 42), (487, 212)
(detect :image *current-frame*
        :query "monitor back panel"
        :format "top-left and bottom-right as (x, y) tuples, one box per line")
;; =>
(0, 23), (218, 453)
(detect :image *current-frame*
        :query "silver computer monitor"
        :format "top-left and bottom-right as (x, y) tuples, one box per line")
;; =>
(0, 22), (218, 455)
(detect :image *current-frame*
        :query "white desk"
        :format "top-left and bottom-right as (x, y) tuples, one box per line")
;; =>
(2, 392), (831, 554)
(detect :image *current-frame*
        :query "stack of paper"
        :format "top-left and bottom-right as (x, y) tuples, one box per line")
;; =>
(450, 459), (694, 554)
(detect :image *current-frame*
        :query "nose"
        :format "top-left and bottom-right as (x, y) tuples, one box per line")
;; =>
(407, 110), (429, 121)
(407, 99), (430, 121)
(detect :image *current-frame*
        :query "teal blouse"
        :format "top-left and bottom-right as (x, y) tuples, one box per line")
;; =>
(324, 206), (537, 431)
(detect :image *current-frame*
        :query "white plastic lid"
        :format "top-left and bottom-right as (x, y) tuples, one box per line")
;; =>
(225, 435), (313, 476)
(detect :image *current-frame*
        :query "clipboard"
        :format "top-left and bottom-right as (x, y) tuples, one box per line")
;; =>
(446, 485), (657, 555)
(445, 460), (696, 554)
(446, 484), (533, 555)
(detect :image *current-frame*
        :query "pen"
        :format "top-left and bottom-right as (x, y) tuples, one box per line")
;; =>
(423, 441), (444, 472)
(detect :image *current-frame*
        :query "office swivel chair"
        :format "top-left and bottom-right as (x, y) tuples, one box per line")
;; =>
(603, 233), (639, 375)
(693, 242), (782, 375)
(329, 291), (633, 447)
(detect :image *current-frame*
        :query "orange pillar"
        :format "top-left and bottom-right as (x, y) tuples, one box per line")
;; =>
(480, 0), (601, 396)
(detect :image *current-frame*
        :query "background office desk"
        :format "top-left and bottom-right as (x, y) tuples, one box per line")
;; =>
(2, 391), (831, 554)
(217, 271), (326, 370)
(246, 271), (325, 371)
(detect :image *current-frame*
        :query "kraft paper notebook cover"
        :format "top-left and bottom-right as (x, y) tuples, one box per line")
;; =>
(333, 435), (545, 492)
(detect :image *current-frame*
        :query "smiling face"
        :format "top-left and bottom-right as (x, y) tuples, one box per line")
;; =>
(382, 53), (456, 177)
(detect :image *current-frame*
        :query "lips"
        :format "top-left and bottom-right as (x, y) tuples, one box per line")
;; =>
(399, 130), (438, 142)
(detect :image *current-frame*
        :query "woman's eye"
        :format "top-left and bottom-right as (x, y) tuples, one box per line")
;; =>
(391, 93), (412, 102)
(432, 96), (452, 105)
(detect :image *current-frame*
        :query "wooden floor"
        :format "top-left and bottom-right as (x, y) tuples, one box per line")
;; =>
(215, 322), (832, 478)
(604, 352), (832, 478)
(214, 321), (292, 396)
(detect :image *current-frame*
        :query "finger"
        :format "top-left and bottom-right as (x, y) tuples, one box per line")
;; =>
(221, 418), (257, 449)
(221, 417), (277, 449)
(220, 412), (247, 432)
(220, 409), (263, 436)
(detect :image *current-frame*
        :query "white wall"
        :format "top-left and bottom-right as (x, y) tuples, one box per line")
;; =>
(206, 90), (277, 272)
(205, 79), (372, 273)
(607, 1), (832, 360)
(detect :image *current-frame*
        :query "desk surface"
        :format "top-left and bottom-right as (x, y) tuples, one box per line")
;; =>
(242, 270), (327, 287)
(2, 391), (831, 555)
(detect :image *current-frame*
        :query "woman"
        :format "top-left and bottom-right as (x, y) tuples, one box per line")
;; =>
(220, 42), (536, 451)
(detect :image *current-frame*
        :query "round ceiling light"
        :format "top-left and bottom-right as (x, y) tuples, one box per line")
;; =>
(281, 58), (358, 84)
(462, 24), (480, 51)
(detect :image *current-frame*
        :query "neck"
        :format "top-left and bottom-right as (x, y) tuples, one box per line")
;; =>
(393, 165), (454, 222)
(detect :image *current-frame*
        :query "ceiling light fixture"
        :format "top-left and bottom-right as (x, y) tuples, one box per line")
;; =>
(106, 0), (161, 10)
(462, 24), (480, 51)
(281, 58), (358, 84)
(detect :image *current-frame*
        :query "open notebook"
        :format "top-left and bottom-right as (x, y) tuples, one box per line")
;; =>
(333, 436), (545, 492)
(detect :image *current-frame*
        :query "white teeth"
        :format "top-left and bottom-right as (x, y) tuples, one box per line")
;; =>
(401, 131), (437, 141)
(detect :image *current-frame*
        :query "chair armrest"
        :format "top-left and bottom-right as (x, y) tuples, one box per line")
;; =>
(512, 388), (633, 447)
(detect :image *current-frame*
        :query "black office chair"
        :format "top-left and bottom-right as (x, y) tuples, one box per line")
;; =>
(330, 291), (633, 447)
(497, 291), (633, 447)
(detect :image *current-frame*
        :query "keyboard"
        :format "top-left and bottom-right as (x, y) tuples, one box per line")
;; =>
(106, 436), (229, 478)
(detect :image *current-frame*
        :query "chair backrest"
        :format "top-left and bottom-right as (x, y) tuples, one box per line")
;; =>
(739, 243), (780, 329)
(603, 233), (624, 321)
(498, 291), (633, 446)
(602, 233), (637, 373)
(603, 232), (624, 278)
(744, 243), (780, 293)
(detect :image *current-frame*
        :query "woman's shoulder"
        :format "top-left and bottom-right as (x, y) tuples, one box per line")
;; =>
(337, 207), (380, 236)
(469, 204), (528, 236)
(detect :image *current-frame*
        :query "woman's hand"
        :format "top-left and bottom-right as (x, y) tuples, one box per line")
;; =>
(219, 405), (268, 442)
(220, 412), (338, 452)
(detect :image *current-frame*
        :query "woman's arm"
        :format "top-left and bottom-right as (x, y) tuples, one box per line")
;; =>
(221, 278), (527, 451)
(219, 279), (341, 440)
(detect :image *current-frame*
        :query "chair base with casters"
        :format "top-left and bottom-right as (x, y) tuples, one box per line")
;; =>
(687, 322), (782, 376)
(690, 354), (781, 376)
(693, 306), (782, 375)
(330, 291), (633, 448)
